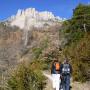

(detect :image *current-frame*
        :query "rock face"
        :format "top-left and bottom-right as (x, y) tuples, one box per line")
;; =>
(8, 8), (64, 29)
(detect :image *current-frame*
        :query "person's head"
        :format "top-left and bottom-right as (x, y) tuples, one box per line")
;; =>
(64, 58), (69, 64)
(53, 58), (59, 64)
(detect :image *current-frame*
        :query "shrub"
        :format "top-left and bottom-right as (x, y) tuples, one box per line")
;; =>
(7, 63), (46, 90)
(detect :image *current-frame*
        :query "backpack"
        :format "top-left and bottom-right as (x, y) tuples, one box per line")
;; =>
(62, 64), (70, 74)
(55, 62), (60, 71)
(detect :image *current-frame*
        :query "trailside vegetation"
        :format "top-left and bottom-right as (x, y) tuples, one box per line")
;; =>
(7, 61), (46, 90)
(60, 4), (90, 82)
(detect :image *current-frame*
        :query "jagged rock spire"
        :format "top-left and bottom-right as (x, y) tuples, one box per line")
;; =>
(8, 8), (64, 29)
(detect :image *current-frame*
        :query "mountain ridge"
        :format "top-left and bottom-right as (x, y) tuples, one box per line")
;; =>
(6, 8), (64, 29)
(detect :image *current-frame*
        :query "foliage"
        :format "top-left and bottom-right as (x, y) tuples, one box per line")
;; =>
(7, 62), (46, 90)
(32, 47), (43, 59)
(42, 49), (60, 70)
(61, 4), (90, 45)
(60, 4), (90, 82)
(62, 33), (90, 82)
(32, 38), (49, 59)
(72, 4), (90, 31)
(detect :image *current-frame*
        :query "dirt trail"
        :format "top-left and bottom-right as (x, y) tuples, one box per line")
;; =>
(43, 72), (52, 90)
(43, 71), (90, 90)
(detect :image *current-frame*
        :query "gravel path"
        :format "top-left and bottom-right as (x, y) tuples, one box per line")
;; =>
(43, 71), (90, 90)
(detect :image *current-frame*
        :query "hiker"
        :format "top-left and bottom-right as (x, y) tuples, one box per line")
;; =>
(51, 58), (61, 90)
(60, 59), (72, 90)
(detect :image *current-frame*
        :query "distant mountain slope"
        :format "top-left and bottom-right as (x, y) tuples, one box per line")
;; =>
(0, 22), (61, 82)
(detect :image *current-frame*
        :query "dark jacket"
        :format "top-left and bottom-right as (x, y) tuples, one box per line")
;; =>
(51, 63), (57, 74)
(51, 62), (60, 74)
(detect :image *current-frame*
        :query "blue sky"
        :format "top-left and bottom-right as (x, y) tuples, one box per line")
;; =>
(0, 0), (89, 20)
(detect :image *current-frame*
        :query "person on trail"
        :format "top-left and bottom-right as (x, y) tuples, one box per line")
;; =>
(51, 58), (61, 90)
(60, 59), (72, 90)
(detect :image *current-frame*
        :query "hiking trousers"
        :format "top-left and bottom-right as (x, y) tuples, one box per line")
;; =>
(52, 74), (61, 90)
(63, 75), (70, 90)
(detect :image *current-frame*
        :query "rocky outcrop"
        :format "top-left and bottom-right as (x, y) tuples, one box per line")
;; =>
(8, 8), (64, 29)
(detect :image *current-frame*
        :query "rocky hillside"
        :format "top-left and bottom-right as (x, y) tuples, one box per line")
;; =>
(0, 8), (63, 80)
(0, 23), (22, 74)
(0, 21), (61, 86)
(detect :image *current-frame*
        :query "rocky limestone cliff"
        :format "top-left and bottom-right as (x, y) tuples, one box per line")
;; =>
(7, 8), (64, 29)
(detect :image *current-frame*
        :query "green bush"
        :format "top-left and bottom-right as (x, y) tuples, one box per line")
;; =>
(7, 63), (46, 90)
(62, 34), (90, 82)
